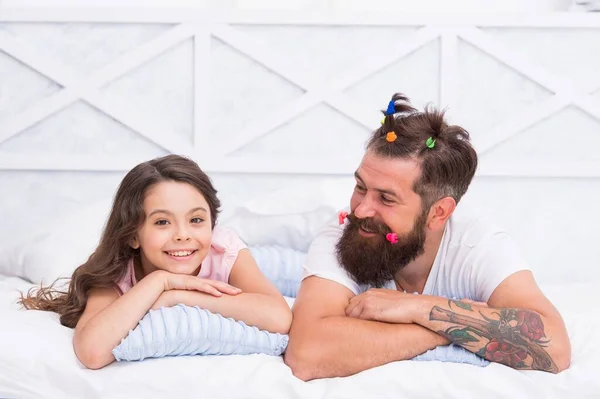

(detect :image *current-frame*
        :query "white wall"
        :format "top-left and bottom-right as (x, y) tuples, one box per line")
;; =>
(1, 4), (599, 285)
(0, 0), (578, 13)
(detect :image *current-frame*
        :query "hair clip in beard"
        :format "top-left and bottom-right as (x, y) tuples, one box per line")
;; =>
(338, 211), (348, 225)
(386, 232), (398, 244)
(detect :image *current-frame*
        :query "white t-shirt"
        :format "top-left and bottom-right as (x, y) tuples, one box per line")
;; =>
(302, 207), (530, 302)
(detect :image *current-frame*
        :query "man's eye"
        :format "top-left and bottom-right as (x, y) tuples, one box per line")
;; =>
(381, 196), (393, 204)
(355, 185), (366, 192)
(191, 217), (204, 224)
(155, 219), (169, 226)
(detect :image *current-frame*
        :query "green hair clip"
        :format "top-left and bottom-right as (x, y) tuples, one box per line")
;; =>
(426, 137), (436, 149)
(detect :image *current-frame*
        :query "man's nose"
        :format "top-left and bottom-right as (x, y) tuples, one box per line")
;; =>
(353, 196), (376, 219)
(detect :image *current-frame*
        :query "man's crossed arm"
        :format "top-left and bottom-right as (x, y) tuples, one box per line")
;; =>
(284, 276), (448, 381)
(345, 271), (571, 373)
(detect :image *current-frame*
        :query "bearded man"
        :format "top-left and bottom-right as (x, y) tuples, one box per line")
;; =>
(284, 93), (571, 381)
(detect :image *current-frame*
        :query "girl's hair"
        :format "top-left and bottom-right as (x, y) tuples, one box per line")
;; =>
(19, 154), (221, 328)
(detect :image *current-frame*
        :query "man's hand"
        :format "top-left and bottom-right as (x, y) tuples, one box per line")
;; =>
(345, 289), (424, 323)
(346, 289), (488, 324)
(287, 278), (451, 380)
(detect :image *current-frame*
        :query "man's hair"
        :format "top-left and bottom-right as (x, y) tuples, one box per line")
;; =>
(366, 93), (478, 211)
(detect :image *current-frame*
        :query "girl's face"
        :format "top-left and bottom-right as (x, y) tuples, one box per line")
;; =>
(131, 181), (213, 276)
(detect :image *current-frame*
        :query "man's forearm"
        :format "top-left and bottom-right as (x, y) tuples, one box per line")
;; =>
(286, 316), (448, 380)
(414, 298), (568, 373)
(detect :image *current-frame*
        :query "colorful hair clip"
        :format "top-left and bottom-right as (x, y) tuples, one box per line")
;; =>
(386, 232), (398, 244)
(426, 137), (436, 149)
(338, 211), (348, 225)
(380, 115), (386, 125)
(386, 99), (396, 115)
(386, 131), (397, 142)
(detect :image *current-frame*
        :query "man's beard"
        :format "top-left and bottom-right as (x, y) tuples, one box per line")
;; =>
(335, 210), (428, 288)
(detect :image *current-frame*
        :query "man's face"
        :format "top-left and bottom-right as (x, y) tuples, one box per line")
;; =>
(335, 151), (429, 287)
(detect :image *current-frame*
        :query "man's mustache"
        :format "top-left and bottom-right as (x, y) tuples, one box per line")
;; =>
(346, 212), (391, 235)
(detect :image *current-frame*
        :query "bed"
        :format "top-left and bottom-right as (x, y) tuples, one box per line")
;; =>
(0, 274), (598, 399)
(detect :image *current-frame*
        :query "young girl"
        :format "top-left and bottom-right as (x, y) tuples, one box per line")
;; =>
(20, 154), (292, 370)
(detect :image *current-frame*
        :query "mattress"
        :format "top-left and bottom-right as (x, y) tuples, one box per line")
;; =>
(1, 274), (598, 399)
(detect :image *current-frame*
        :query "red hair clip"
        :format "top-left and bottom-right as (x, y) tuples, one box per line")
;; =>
(386, 232), (398, 244)
(338, 211), (348, 225)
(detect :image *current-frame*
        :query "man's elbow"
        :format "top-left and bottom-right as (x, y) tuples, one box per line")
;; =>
(284, 342), (320, 382)
(553, 344), (572, 373)
(284, 326), (333, 382)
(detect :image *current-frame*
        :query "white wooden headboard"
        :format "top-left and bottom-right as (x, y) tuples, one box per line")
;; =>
(1, 6), (599, 283)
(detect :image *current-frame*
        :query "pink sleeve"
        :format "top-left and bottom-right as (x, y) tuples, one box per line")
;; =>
(114, 258), (136, 296)
(198, 226), (247, 283)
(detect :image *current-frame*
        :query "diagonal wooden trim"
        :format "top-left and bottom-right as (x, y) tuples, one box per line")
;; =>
(326, 94), (380, 131)
(457, 26), (600, 155)
(214, 26), (440, 156)
(211, 92), (324, 157)
(474, 95), (571, 155)
(0, 24), (196, 148)
(573, 95), (600, 124)
(211, 23), (318, 90)
(458, 27), (574, 95)
(84, 92), (192, 155)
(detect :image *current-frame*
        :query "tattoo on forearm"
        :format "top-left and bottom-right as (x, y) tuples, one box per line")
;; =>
(448, 299), (473, 311)
(430, 303), (558, 373)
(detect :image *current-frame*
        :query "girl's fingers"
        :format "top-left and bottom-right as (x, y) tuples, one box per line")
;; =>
(198, 283), (222, 297)
(212, 281), (242, 295)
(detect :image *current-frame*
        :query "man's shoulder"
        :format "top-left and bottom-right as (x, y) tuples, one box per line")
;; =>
(447, 205), (509, 248)
(441, 205), (530, 301)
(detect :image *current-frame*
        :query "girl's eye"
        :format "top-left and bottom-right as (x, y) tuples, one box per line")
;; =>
(155, 219), (169, 226)
(191, 217), (204, 224)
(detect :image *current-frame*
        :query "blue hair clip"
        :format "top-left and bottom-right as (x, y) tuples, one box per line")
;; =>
(386, 99), (395, 115)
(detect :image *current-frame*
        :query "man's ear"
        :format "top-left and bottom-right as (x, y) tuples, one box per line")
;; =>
(130, 236), (140, 249)
(427, 196), (456, 231)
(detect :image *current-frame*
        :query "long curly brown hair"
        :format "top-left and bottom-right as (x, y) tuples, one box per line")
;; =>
(18, 154), (221, 328)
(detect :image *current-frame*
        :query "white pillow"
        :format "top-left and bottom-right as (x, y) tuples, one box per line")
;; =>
(0, 199), (112, 285)
(219, 206), (336, 253)
(219, 177), (351, 252)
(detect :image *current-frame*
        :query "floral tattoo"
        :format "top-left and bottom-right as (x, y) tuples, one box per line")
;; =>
(429, 301), (558, 372)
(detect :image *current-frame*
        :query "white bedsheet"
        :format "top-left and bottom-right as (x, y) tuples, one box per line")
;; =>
(1, 275), (598, 399)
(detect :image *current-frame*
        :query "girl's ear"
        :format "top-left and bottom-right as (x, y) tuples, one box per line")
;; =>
(130, 236), (140, 249)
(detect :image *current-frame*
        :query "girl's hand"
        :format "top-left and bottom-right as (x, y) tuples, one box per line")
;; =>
(155, 271), (242, 297)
